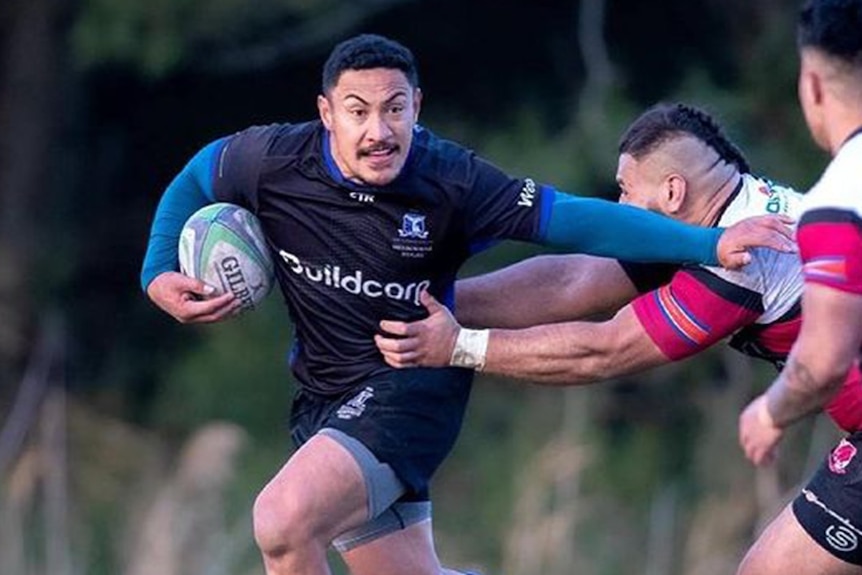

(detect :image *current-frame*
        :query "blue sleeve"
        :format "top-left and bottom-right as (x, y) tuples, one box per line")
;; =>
(139, 139), (225, 291)
(542, 190), (722, 265)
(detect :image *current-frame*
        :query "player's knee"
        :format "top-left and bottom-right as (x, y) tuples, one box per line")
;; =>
(252, 483), (316, 556)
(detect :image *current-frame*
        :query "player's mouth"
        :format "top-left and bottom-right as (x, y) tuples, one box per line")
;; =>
(359, 144), (399, 167)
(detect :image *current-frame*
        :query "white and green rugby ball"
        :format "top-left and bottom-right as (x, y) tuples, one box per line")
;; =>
(178, 203), (275, 313)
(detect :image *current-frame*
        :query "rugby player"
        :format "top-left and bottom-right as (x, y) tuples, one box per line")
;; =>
(737, 0), (862, 573)
(141, 35), (791, 575)
(374, 102), (862, 573)
(375, 102), (818, 391)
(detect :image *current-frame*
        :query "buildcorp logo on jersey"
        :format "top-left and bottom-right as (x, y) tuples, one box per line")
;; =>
(279, 250), (430, 306)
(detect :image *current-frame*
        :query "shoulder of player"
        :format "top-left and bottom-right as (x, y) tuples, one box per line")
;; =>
(409, 125), (507, 187)
(803, 142), (862, 215)
(224, 121), (321, 160)
(718, 173), (804, 224)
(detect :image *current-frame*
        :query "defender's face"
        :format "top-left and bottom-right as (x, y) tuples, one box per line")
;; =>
(615, 153), (666, 214)
(318, 68), (421, 186)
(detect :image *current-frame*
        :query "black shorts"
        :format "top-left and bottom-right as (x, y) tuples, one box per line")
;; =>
(289, 366), (474, 500)
(792, 430), (862, 565)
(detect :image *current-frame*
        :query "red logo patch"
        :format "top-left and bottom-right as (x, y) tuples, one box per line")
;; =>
(828, 439), (857, 474)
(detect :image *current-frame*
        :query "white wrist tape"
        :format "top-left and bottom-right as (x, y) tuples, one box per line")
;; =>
(449, 328), (489, 371)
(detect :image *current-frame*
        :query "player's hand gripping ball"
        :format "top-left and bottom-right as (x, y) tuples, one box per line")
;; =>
(178, 203), (274, 314)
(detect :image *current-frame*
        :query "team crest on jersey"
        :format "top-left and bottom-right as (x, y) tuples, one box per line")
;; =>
(828, 438), (857, 474)
(398, 213), (429, 239)
(392, 212), (433, 259)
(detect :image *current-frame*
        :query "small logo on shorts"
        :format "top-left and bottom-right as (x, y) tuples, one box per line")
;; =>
(828, 438), (857, 474)
(826, 524), (859, 552)
(337, 387), (374, 420)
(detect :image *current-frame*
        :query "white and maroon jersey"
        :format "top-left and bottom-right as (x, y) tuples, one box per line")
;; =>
(630, 174), (804, 367)
(797, 129), (862, 295)
(797, 129), (862, 431)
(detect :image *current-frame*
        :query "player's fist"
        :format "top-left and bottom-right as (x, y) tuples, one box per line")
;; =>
(147, 271), (239, 324)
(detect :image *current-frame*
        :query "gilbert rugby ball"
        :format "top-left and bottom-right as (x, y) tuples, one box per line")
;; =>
(178, 203), (275, 313)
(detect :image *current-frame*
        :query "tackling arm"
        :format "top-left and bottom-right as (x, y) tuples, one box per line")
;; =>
(481, 305), (667, 385)
(455, 255), (637, 329)
(377, 292), (686, 386)
(378, 267), (759, 386)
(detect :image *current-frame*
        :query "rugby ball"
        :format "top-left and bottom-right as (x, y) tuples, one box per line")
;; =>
(178, 203), (275, 313)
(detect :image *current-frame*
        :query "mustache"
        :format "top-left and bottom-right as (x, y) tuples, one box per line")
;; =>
(358, 142), (399, 157)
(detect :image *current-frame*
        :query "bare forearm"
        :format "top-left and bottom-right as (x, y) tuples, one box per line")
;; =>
(455, 255), (635, 328)
(766, 284), (862, 428)
(482, 309), (666, 385)
(766, 354), (849, 428)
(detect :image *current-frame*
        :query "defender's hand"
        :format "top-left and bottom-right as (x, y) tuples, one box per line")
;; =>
(375, 291), (460, 368)
(718, 215), (795, 269)
(739, 394), (784, 466)
(146, 271), (239, 324)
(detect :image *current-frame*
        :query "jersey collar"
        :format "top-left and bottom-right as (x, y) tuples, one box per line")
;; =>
(840, 124), (862, 150)
(711, 175), (745, 227)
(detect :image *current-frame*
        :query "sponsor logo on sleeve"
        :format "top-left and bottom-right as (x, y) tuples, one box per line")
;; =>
(518, 178), (537, 207)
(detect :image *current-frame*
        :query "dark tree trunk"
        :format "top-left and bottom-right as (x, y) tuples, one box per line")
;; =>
(0, 0), (70, 391)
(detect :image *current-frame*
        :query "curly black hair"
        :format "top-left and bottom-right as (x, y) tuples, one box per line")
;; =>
(618, 102), (751, 174)
(322, 34), (419, 94)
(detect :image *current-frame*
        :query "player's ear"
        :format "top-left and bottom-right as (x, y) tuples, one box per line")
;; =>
(318, 94), (333, 129)
(798, 53), (826, 113)
(664, 173), (687, 215)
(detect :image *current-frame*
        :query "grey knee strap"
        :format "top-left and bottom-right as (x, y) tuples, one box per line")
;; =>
(318, 427), (405, 519)
(332, 501), (432, 552)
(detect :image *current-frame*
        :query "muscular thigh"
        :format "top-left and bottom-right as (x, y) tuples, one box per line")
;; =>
(259, 433), (369, 541)
(741, 432), (862, 575)
(740, 505), (860, 575)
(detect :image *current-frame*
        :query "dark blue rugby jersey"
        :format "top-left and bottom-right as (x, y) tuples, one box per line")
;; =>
(213, 121), (550, 395)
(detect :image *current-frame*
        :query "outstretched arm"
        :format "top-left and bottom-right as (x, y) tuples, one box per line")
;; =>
(543, 192), (795, 270)
(379, 267), (761, 385)
(377, 291), (668, 386)
(455, 255), (637, 329)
